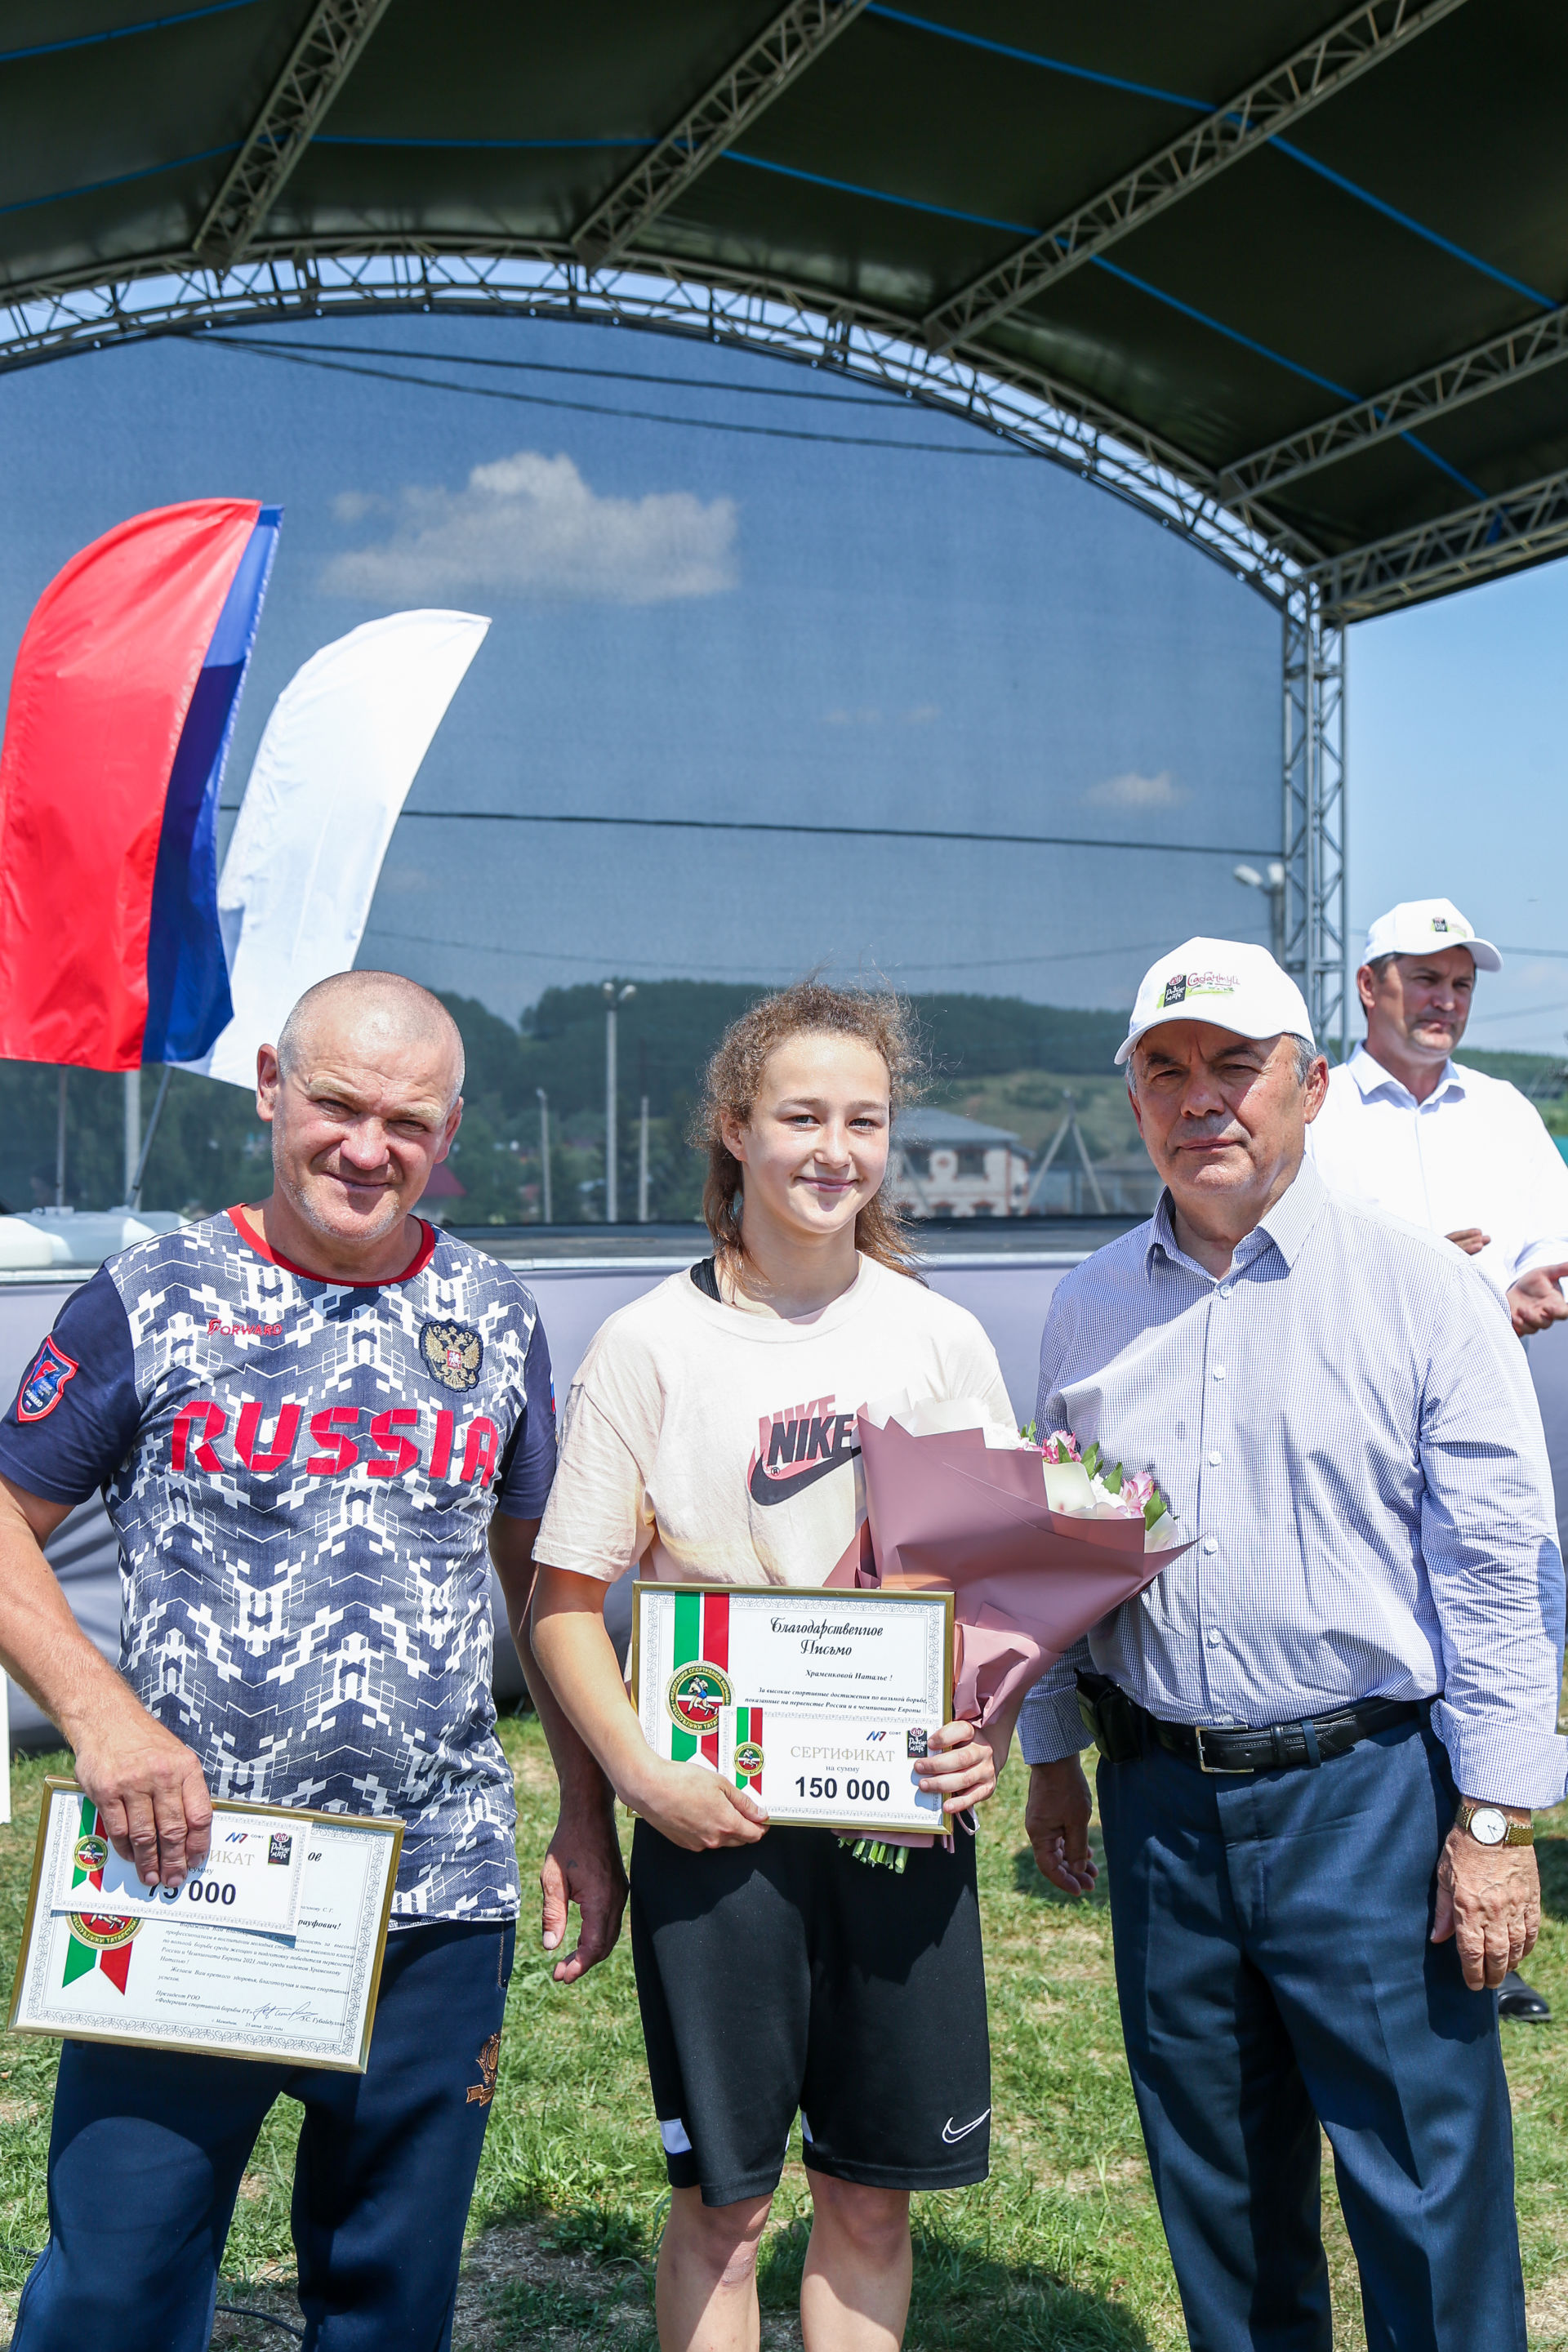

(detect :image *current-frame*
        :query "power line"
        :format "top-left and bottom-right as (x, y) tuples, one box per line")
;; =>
(216, 332), (941, 412)
(221, 804), (1274, 861)
(359, 925), (1189, 978)
(198, 337), (1028, 458)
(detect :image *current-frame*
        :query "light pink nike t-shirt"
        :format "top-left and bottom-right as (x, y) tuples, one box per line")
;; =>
(534, 1255), (1013, 1588)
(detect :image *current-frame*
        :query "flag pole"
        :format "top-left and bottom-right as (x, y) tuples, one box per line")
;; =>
(129, 1067), (173, 1210)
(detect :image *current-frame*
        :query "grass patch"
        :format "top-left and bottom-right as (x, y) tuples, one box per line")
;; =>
(1, 1728), (1566, 2347)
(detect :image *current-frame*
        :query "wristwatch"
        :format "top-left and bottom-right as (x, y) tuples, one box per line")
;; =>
(1455, 1799), (1535, 1848)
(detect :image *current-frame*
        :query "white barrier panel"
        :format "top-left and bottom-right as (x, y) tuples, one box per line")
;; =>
(0, 1260), (1561, 1736)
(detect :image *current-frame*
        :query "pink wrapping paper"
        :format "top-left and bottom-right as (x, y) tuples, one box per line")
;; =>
(849, 1414), (1192, 1728)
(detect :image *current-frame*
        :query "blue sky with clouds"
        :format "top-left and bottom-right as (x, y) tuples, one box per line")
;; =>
(0, 312), (1559, 1049)
(1350, 564), (1568, 1055)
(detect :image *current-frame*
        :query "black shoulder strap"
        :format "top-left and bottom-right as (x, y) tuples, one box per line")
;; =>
(689, 1256), (722, 1302)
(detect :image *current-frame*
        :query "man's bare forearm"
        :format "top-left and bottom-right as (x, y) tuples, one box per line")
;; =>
(489, 1521), (616, 1824)
(0, 1481), (136, 1744)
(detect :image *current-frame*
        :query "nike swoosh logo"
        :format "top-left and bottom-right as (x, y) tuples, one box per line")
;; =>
(942, 2109), (991, 2145)
(748, 1448), (858, 1508)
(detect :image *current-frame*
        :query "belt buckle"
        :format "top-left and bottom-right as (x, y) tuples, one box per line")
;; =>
(1193, 1724), (1254, 1775)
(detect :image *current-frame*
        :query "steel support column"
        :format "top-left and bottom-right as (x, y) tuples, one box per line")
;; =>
(1282, 586), (1350, 1055)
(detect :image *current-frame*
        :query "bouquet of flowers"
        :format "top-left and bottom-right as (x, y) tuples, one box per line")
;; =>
(833, 1398), (1190, 1864)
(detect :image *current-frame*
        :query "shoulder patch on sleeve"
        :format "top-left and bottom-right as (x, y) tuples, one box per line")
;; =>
(16, 1337), (78, 1422)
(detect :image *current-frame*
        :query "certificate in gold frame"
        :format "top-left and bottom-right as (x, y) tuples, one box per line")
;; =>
(7, 1780), (403, 2074)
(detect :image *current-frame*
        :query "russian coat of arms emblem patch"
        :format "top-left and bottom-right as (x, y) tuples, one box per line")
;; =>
(420, 1320), (483, 1392)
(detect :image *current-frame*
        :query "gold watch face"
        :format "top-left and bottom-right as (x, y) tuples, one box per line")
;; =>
(1468, 1806), (1508, 1846)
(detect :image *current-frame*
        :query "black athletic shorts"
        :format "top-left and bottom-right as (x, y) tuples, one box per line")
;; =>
(629, 1819), (991, 2207)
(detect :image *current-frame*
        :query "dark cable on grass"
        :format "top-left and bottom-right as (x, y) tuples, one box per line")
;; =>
(213, 2303), (305, 2341)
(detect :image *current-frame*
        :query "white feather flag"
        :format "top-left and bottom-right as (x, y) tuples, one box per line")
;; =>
(185, 609), (489, 1088)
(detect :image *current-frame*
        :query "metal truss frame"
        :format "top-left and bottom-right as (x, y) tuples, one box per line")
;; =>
(922, 0), (1468, 353)
(196, 0), (395, 267)
(573, 0), (870, 271)
(1, 242), (1512, 1040)
(0, 243), (1307, 596)
(1223, 297), (1568, 501)
(1282, 586), (1349, 1049)
(1309, 461), (1568, 619)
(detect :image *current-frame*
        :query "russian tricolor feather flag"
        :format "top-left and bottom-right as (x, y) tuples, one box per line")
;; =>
(0, 497), (280, 1071)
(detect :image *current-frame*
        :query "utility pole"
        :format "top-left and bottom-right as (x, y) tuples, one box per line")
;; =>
(1233, 861), (1287, 964)
(55, 1071), (67, 1208)
(535, 1088), (551, 1224)
(1034, 1092), (1107, 1216)
(123, 1069), (140, 1206)
(603, 982), (635, 1223)
(637, 1036), (650, 1225)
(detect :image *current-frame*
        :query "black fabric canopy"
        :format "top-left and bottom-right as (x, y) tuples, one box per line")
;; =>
(2, 0), (1566, 618)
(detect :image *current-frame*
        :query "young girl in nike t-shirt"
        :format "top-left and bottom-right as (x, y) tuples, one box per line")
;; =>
(532, 981), (1018, 2352)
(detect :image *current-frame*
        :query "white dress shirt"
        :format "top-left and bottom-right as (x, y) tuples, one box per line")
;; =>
(1307, 1044), (1568, 1299)
(1016, 1160), (1567, 1806)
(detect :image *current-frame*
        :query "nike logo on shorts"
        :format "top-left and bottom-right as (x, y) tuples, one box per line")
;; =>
(942, 2109), (991, 2144)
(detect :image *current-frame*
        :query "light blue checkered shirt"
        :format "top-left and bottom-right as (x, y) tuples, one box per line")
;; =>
(1017, 1157), (1568, 1807)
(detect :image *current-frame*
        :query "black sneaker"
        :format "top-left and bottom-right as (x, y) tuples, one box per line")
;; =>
(1497, 1971), (1551, 2022)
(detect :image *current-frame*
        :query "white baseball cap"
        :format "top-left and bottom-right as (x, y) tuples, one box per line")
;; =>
(1116, 937), (1314, 1068)
(1362, 897), (1501, 972)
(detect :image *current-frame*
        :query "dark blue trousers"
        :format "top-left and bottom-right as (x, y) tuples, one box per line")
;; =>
(1097, 1715), (1524, 2352)
(13, 1918), (514, 2352)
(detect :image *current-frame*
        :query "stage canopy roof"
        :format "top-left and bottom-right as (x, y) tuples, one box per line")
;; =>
(2, 0), (1566, 621)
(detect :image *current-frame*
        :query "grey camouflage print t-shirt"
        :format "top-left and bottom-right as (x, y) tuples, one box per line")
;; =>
(0, 1212), (555, 1926)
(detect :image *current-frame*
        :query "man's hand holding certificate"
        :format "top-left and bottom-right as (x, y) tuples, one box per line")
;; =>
(11, 1784), (402, 2071)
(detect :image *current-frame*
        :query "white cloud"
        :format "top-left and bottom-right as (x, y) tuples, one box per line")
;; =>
(331, 490), (390, 523)
(321, 449), (737, 604)
(1082, 768), (1184, 808)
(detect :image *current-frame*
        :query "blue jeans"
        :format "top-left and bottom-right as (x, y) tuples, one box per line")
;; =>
(1097, 1713), (1524, 2352)
(14, 1917), (515, 2352)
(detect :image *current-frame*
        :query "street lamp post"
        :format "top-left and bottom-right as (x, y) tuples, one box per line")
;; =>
(1233, 861), (1286, 964)
(603, 982), (635, 1223)
(535, 1088), (551, 1225)
(637, 1036), (650, 1225)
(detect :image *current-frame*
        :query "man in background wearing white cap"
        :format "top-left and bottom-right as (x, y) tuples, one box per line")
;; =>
(1020, 937), (1563, 2352)
(1309, 896), (1568, 2025)
(1309, 897), (1568, 1342)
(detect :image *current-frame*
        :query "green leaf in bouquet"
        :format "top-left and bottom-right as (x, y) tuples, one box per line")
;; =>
(1102, 1460), (1124, 1494)
(1144, 1490), (1169, 1530)
(1082, 1441), (1102, 1477)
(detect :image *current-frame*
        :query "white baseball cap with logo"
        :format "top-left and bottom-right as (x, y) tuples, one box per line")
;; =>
(1115, 937), (1315, 1068)
(1361, 897), (1501, 973)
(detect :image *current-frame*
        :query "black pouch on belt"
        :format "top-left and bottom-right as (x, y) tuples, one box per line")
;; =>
(1076, 1670), (1143, 1764)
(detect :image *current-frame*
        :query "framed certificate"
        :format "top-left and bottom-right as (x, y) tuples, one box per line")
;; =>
(8, 1782), (403, 2073)
(630, 1582), (954, 1838)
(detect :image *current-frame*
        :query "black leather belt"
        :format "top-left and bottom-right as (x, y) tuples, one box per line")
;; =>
(1150, 1694), (1426, 1774)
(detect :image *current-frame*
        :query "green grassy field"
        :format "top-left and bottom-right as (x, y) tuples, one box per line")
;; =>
(1, 1726), (1565, 2350)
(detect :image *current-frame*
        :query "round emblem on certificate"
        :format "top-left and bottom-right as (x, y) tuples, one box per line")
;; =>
(733, 1741), (764, 1778)
(73, 1835), (108, 1877)
(666, 1660), (732, 1734)
(69, 1913), (142, 1951)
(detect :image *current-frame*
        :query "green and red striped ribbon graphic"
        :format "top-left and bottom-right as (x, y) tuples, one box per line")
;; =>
(669, 1589), (730, 1766)
(61, 1793), (138, 1993)
(733, 1705), (764, 1794)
